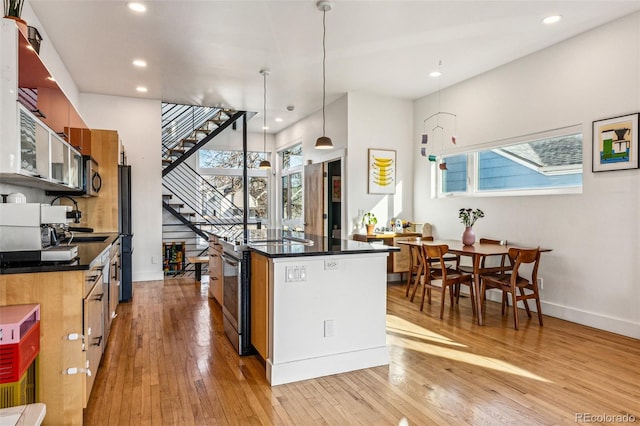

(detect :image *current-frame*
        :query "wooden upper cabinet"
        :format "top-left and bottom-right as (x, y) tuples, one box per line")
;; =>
(66, 126), (92, 155)
(16, 29), (89, 144)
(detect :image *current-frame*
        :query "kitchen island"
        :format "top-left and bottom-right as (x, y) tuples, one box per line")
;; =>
(247, 230), (398, 386)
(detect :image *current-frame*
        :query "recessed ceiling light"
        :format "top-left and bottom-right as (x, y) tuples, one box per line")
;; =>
(128, 2), (146, 13)
(136, 86), (148, 93)
(543, 15), (562, 25)
(429, 70), (441, 78)
(132, 59), (147, 68)
(274, 117), (283, 123)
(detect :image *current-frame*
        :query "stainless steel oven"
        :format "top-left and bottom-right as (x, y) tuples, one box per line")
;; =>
(220, 249), (253, 355)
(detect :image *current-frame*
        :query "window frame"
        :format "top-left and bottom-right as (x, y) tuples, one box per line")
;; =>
(436, 125), (584, 198)
(197, 148), (271, 223)
(279, 143), (304, 229)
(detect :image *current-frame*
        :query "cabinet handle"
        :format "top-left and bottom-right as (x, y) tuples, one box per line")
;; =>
(93, 293), (104, 301)
(92, 336), (103, 346)
(65, 332), (85, 341)
(62, 367), (90, 376)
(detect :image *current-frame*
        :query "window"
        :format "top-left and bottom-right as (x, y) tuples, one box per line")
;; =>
(439, 130), (583, 197)
(281, 144), (303, 226)
(198, 149), (269, 221)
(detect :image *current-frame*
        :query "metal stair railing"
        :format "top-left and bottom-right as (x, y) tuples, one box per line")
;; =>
(162, 110), (246, 176)
(162, 103), (221, 158)
(162, 162), (262, 239)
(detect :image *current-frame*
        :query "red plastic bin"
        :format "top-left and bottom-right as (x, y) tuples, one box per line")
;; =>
(0, 322), (40, 384)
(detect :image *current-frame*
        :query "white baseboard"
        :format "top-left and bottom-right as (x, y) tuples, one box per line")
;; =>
(483, 291), (639, 339)
(267, 346), (389, 386)
(132, 271), (164, 282)
(541, 301), (640, 339)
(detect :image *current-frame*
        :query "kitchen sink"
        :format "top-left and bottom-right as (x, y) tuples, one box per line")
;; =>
(68, 236), (109, 243)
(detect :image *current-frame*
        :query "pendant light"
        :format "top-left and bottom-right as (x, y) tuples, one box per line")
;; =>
(258, 69), (272, 169)
(315, 0), (333, 149)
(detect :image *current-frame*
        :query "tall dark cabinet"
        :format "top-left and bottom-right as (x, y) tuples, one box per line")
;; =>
(118, 164), (133, 301)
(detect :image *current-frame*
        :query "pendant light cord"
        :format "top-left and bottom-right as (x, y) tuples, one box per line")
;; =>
(263, 71), (267, 153)
(322, 8), (327, 137)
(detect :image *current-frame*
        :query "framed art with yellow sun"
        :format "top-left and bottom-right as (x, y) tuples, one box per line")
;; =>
(368, 148), (396, 194)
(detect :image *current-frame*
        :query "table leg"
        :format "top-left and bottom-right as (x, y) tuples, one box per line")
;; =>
(473, 255), (483, 325)
(195, 263), (202, 281)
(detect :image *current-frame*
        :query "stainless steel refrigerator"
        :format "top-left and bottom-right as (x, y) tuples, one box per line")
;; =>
(118, 165), (133, 302)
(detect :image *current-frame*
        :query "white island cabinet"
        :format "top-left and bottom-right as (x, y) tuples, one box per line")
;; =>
(249, 232), (396, 386)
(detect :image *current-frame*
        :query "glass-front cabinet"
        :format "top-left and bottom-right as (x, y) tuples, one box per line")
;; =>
(5, 104), (82, 190)
(50, 133), (69, 184)
(19, 107), (50, 179)
(70, 150), (82, 189)
(1, 20), (86, 192)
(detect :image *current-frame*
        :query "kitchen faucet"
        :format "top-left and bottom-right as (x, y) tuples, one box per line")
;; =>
(50, 195), (82, 223)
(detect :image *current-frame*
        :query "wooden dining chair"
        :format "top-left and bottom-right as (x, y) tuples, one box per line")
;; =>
(459, 238), (511, 307)
(480, 247), (543, 330)
(407, 237), (460, 301)
(405, 236), (430, 297)
(419, 244), (476, 319)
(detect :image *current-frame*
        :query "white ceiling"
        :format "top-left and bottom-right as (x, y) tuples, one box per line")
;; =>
(29, 0), (640, 133)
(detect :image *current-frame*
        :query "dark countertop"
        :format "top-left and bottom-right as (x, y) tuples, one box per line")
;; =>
(0, 233), (119, 275)
(245, 230), (399, 259)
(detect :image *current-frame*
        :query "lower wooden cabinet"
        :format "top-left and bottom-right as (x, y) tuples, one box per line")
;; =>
(0, 271), (87, 425)
(353, 232), (420, 273)
(250, 252), (270, 360)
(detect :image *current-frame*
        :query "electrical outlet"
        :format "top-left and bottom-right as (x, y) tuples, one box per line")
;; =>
(537, 277), (543, 290)
(324, 320), (334, 337)
(324, 259), (339, 270)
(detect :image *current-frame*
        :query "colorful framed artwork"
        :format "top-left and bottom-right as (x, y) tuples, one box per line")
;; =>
(592, 113), (639, 172)
(331, 176), (341, 202)
(368, 149), (396, 194)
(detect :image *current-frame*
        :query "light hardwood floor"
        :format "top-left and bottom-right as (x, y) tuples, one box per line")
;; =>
(84, 278), (640, 425)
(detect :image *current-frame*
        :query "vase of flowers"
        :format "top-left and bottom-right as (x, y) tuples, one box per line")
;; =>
(459, 208), (484, 245)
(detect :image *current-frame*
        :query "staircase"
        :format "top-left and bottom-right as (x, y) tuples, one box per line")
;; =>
(161, 102), (257, 277)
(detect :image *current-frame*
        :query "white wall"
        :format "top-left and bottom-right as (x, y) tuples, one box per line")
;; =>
(413, 12), (640, 338)
(274, 95), (348, 231)
(346, 92), (414, 235)
(275, 95), (348, 160)
(80, 94), (164, 282)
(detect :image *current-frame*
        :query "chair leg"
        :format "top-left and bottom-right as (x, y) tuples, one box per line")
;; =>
(512, 291), (519, 330)
(420, 280), (427, 311)
(519, 287), (532, 318)
(439, 286), (446, 319)
(410, 272), (421, 302)
(467, 282), (476, 316)
(534, 291), (544, 326)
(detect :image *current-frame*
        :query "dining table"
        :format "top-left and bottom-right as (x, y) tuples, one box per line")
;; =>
(396, 239), (551, 325)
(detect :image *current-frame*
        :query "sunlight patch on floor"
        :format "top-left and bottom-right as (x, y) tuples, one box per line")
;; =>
(386, 314), (550, 383)
(387, 314), (467, 347)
